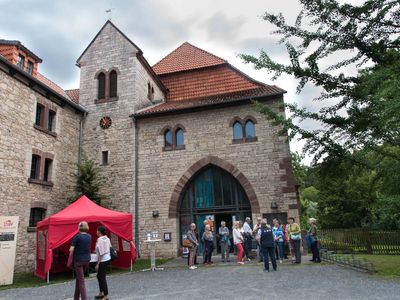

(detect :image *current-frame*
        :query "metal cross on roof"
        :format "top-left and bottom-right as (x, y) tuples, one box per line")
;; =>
(105, 8), (114, 20)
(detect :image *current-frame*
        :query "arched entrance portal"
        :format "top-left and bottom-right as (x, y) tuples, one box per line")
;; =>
(179, 165), (252, 254)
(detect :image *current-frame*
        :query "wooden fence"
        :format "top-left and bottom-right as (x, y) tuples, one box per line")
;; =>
(317, 228), (400, 255)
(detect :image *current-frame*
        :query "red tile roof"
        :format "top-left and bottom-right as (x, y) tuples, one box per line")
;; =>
(36, 72), (70, 99)
(153, 42), (226, 75)
(134, 85), (284, 117)
(161, 64), (265, 102)
(65, 89), (80, 103)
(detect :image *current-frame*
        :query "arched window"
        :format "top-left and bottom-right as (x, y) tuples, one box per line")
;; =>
(176, 128), (184, 147)
(109, 70), (118, 98)
(233, 121), (243, 140)
(97, 72), (106, 99)
(164, 130), (173, 148)
(245, 120), (255, 138)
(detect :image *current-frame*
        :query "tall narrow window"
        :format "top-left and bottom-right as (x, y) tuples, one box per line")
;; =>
(109, 70), (118, 98)
(48, 110), (56, 132)
(233, 121), (243, 140)
(29, 208), (46, 227)
(97, 72), (106, 99)
(35, 104), (43, 126)
(17, 54), (25, 69)
(176, 128), (184, 147)
(30, 155), (40, 179)
(164, 130), (173, 148)
(43, 158), (52, 182)
(102, 151), (109, 165)
(27, 61), (34, 75)
(245, 120), (255, 138)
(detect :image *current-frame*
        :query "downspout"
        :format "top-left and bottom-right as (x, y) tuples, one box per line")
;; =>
(78, 114), (85, 165)
(133, 116), (140, 257)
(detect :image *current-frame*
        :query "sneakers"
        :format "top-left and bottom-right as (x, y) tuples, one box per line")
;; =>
(189, 266), (197, 270)
(279, 260), (283, 263)
(238, 261), (245, 265)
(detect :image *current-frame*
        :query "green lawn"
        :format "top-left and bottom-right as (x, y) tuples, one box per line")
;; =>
(354, 255), (400, 279)
(0, 259), (170, 291)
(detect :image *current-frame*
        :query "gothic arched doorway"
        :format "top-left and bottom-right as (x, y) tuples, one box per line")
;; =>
(179, 165), (252, 254)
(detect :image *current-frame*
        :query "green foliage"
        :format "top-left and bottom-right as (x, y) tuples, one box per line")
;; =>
(71, 157), (107, 206)
(241, 0), (400, 162)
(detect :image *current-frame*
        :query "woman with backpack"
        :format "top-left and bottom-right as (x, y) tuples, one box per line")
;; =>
(95, 226), (112, 300)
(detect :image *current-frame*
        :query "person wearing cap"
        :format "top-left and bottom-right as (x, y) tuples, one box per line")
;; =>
(257, 219), (277, 272)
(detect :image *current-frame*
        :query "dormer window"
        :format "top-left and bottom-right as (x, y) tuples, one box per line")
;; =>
(27, 61), (34, 75)
(17, 54), (25, 69)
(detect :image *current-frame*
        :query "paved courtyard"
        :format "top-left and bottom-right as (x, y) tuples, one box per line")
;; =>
(1, 258), (399, 300)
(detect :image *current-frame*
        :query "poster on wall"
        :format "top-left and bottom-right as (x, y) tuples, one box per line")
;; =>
(0, 216), (19, 286)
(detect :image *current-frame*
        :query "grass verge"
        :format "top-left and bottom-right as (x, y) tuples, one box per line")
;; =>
(0, 258), (171, 291)
(353, 255), (400, 279)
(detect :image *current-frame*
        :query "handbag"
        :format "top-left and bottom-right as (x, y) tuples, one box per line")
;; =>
(110, 246), (118, 261)
(291, 233), (302, 240)
(67, 251), (74, 269)
(305, 234), (315, 248)
(182, 239), (193, 248)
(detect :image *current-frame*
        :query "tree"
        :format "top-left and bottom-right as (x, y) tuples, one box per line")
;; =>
(240, 0), (400, 162)
(71, 158), (108, 206)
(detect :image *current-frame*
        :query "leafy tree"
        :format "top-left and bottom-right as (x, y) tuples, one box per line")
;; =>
(71, 157), (108, 206)
(241, 0), (400, 162)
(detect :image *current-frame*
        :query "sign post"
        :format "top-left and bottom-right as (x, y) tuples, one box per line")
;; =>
(0, 216), (19, 286)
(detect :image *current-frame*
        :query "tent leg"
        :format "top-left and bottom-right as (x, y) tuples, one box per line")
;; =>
(130, 260), (133, 272)
(47, 272), (50, 284)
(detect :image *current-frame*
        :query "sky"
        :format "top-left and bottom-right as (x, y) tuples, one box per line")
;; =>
(0, 0), (362, 164)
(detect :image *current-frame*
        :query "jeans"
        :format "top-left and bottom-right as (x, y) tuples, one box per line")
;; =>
(97, 260), (110, 296)
(243, 237), (252, 259)
(261, 246), (277, 271)
(236, 243), (244, 262)
(220, 242), (230, 261)
(74, 261), (89, 300)
(290, 239), (301, 263)
(275, 241), (284, 260)
(311, 241), (321, 262)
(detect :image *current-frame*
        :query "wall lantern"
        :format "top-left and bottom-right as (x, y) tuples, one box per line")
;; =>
(152, 210), (159, 218)
(270, 202), (278, 209)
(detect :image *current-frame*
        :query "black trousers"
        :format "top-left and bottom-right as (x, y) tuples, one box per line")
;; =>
(261, 246), (277, 271)
(97, 260), (110, 295)
(290, 239), (301, 263)
(204, 240), (214, 263)
(243, 238), (252, 259)
(311, 241), (321, 262)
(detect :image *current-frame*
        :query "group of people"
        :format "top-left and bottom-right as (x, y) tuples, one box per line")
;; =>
(69, 221), (112, 300)
(186, 216), (321, 272)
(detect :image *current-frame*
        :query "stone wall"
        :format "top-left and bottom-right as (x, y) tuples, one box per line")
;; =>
(0, 70), (82, 272)
(136, 99), (299, 258)
(78, 22), (165, 213)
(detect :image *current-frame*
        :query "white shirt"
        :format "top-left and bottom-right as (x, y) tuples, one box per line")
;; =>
(233, 228), (243, 245)
(243, 222), (252, 234)
(96, 236), (111, 262)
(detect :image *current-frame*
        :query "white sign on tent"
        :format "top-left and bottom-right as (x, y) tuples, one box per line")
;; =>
(0, 216), (19, 286)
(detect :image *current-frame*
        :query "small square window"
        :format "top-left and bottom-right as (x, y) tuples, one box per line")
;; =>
(35, 104), (43, 126)
(102, 151), (109, 165)
(17, 54), (25, 69)
(48, 110), (56, 132)
(30, 155), (40, 179)
(43, 158), (52, 182)
(29, 208), (46, 227)
(27, 61), (34, 75)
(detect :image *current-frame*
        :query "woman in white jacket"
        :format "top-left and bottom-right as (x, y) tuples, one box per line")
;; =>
(95, 226), (112, 300)
(233, 221), (244, 264)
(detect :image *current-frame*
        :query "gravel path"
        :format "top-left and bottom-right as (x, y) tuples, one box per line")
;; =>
(0, 263), (399, 300)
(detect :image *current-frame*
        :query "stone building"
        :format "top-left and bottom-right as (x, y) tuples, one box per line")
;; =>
(0, 21), (299, 272)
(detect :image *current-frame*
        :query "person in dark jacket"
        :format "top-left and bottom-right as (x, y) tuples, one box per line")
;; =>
(256, 219), (277, 272)
(70, 221), (92, 300)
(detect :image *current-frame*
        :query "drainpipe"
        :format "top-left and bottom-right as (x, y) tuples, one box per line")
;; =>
(133, 116), (140, 257)
(78, 114), (85, 166)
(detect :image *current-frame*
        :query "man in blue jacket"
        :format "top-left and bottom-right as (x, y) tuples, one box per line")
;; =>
(257, 219), (277, 272)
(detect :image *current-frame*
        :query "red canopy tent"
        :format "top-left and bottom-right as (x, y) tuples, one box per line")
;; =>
(35, 195), (137, 280)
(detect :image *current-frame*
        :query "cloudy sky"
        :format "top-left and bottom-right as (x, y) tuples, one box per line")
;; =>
(0, 0), (361, 163)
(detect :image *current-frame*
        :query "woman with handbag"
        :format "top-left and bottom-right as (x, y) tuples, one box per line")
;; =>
(69, 221), (91, 300)
(287, 217), (302, 264)
(95, 226), (112, 300)
(308, 218), (321, 263)
(187, 223), (199, 270)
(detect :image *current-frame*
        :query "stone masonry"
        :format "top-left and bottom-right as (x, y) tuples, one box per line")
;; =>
(135, 99), (299, 258)
(0, 70), (82, 272)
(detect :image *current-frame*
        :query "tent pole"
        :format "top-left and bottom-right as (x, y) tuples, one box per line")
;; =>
(130, 260), (133, 272)
(47, 271), (50, 284)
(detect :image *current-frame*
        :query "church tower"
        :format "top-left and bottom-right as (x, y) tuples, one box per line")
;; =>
(76, 21), (166, 212)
